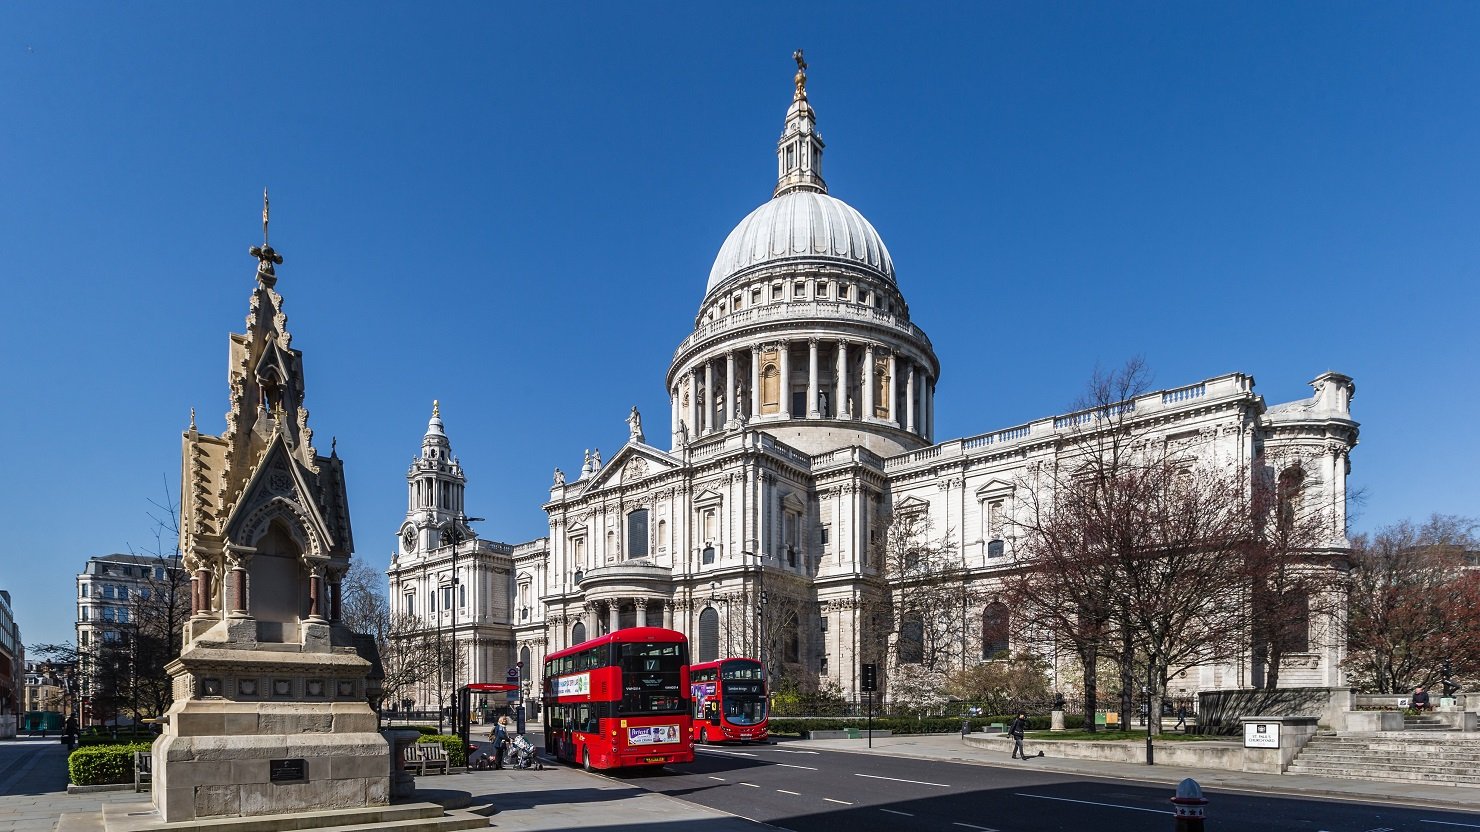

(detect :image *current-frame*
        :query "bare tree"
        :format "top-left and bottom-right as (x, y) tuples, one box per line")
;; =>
(869, 510), (975, 711)
(1345, 515), (1480, 693)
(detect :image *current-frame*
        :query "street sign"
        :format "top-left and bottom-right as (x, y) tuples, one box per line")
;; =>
(506, 666), (519, 680)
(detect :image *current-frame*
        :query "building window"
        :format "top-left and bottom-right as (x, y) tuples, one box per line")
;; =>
(702, 510), (717, 543)
(442, 587), (453, 610)
(118, 586), (128, 601)
(987, 540), (1005, 558)
(79, 630), (89, 646)
(103, 586), (115, 600)
(520, 646), (531, 680)
(820, 525), (830, 549)
(820, 655), (829, 675)
(657, 518), (668, 552)
(1277, 467), (1305, 533)
(782, 612), (800, 664)
(702, 544), (715, 565)
(982, 602), (1009, 659)
(786, 544), (798, 568)
(572, 622), (587, 644)
(794, 281), (805, 299)
(102, 608), (115, 623)
(81, 606), (89, 621)
(898, 614), (924, 664)
(405, 593), (414, 616)
(627, 509), (650, 559)
(459, 584), (466, 608)
(429, 590), (436, 612)
(697, 607), (719, 663)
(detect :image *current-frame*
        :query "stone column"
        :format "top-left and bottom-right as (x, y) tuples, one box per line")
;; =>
(308, 568), (326, 622)
(886, 351), (898, 426)
(725, 351), (736, 425)
(778, 341), (791, 418)
(703, 362), (714, 434)
(807, 338), (820, 417)
(196, 568), (213, 613)
(189, 574), (201, 615)
(609, 600), (621, 634)
(905, 362), (916, 433)
(584, 603), (598, 637)
(862, 344), (875, 420)
(671, 387), (680, 444)
(663, 601), (674, 630)
(690, 368), (701, 438)
(228, 560), (248, 616)
(636, 599), (649, 627)
(749, 346), (761, 419)
(837, 341), (849, 418)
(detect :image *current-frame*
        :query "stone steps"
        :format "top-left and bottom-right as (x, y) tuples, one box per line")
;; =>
(1287, 732), (1480, 787)
(59, 800), (489, 832)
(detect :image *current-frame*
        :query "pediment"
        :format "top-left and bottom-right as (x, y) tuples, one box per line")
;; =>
(974, 478), (1016, 499)
(694, 489), (724, 506)
(221, 433), (334, 555)
(894, 495), (930, 514)
(781, 491), (807, 512)
(585, 443), (681, 490)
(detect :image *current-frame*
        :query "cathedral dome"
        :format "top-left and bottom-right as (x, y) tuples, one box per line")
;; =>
(706, 190), (895, 294)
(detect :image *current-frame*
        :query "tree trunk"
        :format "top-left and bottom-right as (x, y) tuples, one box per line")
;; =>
(1118, 630), (1134, 731)
(1080, 641), (1099, 733)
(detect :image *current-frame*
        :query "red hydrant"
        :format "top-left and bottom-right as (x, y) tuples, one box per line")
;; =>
(1171, 777), (1207, 831)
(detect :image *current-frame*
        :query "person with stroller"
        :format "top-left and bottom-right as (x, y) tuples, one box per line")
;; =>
(490, 715), (511, 769)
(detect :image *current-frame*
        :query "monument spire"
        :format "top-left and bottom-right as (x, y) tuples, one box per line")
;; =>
(774, 50), (827, 197)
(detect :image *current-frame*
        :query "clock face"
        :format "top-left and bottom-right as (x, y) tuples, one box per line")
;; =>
(402, 528), (416, 551)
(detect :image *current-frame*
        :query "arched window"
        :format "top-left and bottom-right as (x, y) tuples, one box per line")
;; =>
(898, 614), (924, 664)
(519, 646), (531, 681)
(697, 607), (719, 663)
(982, 602), (1010, 659)
(571, 622), (587, 645)
(761, 364), (780, 413)
(782, 612), (800, 664)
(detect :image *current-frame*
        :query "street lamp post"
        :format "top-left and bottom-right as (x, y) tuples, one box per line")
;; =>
(443, 515), (483, 738)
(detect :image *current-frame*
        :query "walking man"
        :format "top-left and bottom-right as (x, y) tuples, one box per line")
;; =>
(1009, 711), (1028, 759)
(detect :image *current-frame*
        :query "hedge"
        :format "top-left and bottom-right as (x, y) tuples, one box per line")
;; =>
(767, 714), (1084, 737)
(421, 734), (468, 768)
(69, 742), (153, 786)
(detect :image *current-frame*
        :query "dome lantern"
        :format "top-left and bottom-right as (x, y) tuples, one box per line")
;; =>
(774, 49), (826, 198)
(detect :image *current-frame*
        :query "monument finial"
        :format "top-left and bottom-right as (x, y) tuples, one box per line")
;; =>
(792, 49), (808, 100)
(248, 188), (284, 286)
(433, 399), (440, 418)
(189, 407), (196, 431)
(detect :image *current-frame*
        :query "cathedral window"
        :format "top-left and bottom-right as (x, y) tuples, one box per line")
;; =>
(404, 593), (414, 616)
(429, 590), (436, 612)
(441, 586), (452, 610)
(696, 608), (719, 662)
(657, 519), (667, 552)
(1277, 466), (1305, 534)
(982, 602), (1010, 659)
(771, 282), (782, 301)
(626, 509), (649, 559)
(782, 611), (800, 664)
(898, 614), (924, 664)
(841, 284), (851, 301)
(702, 544), (715, 565)
(459, 584), (466, 608)
(794, 281), (805, 299)
(751, 287), (762, 306)
(820, 524), (830, 550)
(760, 363), (780, 413)
(572, 622), (587, 644)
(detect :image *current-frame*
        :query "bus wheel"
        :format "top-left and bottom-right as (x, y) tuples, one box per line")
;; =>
(582, 748), (593, 772)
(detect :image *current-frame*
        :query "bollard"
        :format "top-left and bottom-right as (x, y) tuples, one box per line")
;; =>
(1170, 778), (1206, 831)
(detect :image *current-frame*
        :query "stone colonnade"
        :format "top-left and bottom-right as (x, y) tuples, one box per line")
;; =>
(188, 558), (346, 624)
(671, 338), (935, 440)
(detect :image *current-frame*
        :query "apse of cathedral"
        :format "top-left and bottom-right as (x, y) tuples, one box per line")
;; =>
(388, 56), (1359, 707)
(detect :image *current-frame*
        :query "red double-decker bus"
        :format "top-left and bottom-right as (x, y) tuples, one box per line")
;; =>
(689, 657), (768, 744)
(542, 627), (694, 770)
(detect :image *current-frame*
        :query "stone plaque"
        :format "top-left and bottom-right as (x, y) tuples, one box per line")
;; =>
(306, 679), (325, 697)
(273, 679), (292, 697)
(269, 758), (307, 783)
(337, 680), (355, 697)
(238, 679), (258, 697)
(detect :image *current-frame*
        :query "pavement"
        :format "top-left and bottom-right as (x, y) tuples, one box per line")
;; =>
(0, 731), (1476, 832)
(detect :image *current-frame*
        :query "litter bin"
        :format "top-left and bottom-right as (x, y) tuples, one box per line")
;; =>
(961, 718), (971, 737)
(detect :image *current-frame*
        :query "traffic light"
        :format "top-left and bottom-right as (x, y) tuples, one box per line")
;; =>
(860, 663), (877, 693)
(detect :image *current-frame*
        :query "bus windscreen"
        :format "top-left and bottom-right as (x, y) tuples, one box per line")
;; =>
(617, 641), (686, 715)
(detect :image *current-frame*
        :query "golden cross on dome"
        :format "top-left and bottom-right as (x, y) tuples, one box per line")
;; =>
(793, 49), (808, 99)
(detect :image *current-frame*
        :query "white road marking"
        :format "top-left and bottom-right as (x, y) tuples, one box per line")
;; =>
(1422, 823), (1480, 829)
(777, 789), (801, 795)
(707, 775), (726, 781)
(824, 798), (853, 805)
(740, 782), (760, 788)
(1014, 793), (1172, 816)
(777, 763), (819, 770)
(776, 749), (821, 754)
(954, 824), (999, 832)
(854, 773), (951, 788)
(700, 748), (758, 757)
(880, 809), (914, 817)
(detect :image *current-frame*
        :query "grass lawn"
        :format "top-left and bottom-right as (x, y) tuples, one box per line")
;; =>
(1024, 729), (1228, 742)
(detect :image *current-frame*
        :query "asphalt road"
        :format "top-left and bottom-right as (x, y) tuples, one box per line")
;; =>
(593, 739), (1480, 832)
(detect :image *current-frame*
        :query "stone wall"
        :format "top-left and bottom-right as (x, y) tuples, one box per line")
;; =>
(1197, 687), (1353, 734)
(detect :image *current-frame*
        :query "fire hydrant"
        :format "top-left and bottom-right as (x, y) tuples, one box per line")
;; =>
(1170, 778), (1207, 831)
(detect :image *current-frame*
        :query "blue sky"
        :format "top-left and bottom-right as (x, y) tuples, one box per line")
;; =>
(3, 3), (1477, 646)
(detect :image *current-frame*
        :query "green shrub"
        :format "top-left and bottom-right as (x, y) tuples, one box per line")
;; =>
(767, 713), (1083, 738)
(409, 725), (441, 736)
(69, 742), (152, 786)
(422, 734), (467, 768)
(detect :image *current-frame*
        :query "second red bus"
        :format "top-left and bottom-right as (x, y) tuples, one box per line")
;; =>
(689, 657), (769, 743)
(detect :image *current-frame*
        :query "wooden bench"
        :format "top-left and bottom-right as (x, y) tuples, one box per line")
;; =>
(416, 742), (449, 775)
(133, 751), (153, 793)
(402, 743), (425, 775)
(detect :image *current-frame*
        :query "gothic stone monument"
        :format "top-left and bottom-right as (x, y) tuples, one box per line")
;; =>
(153, 199), (389, 822)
